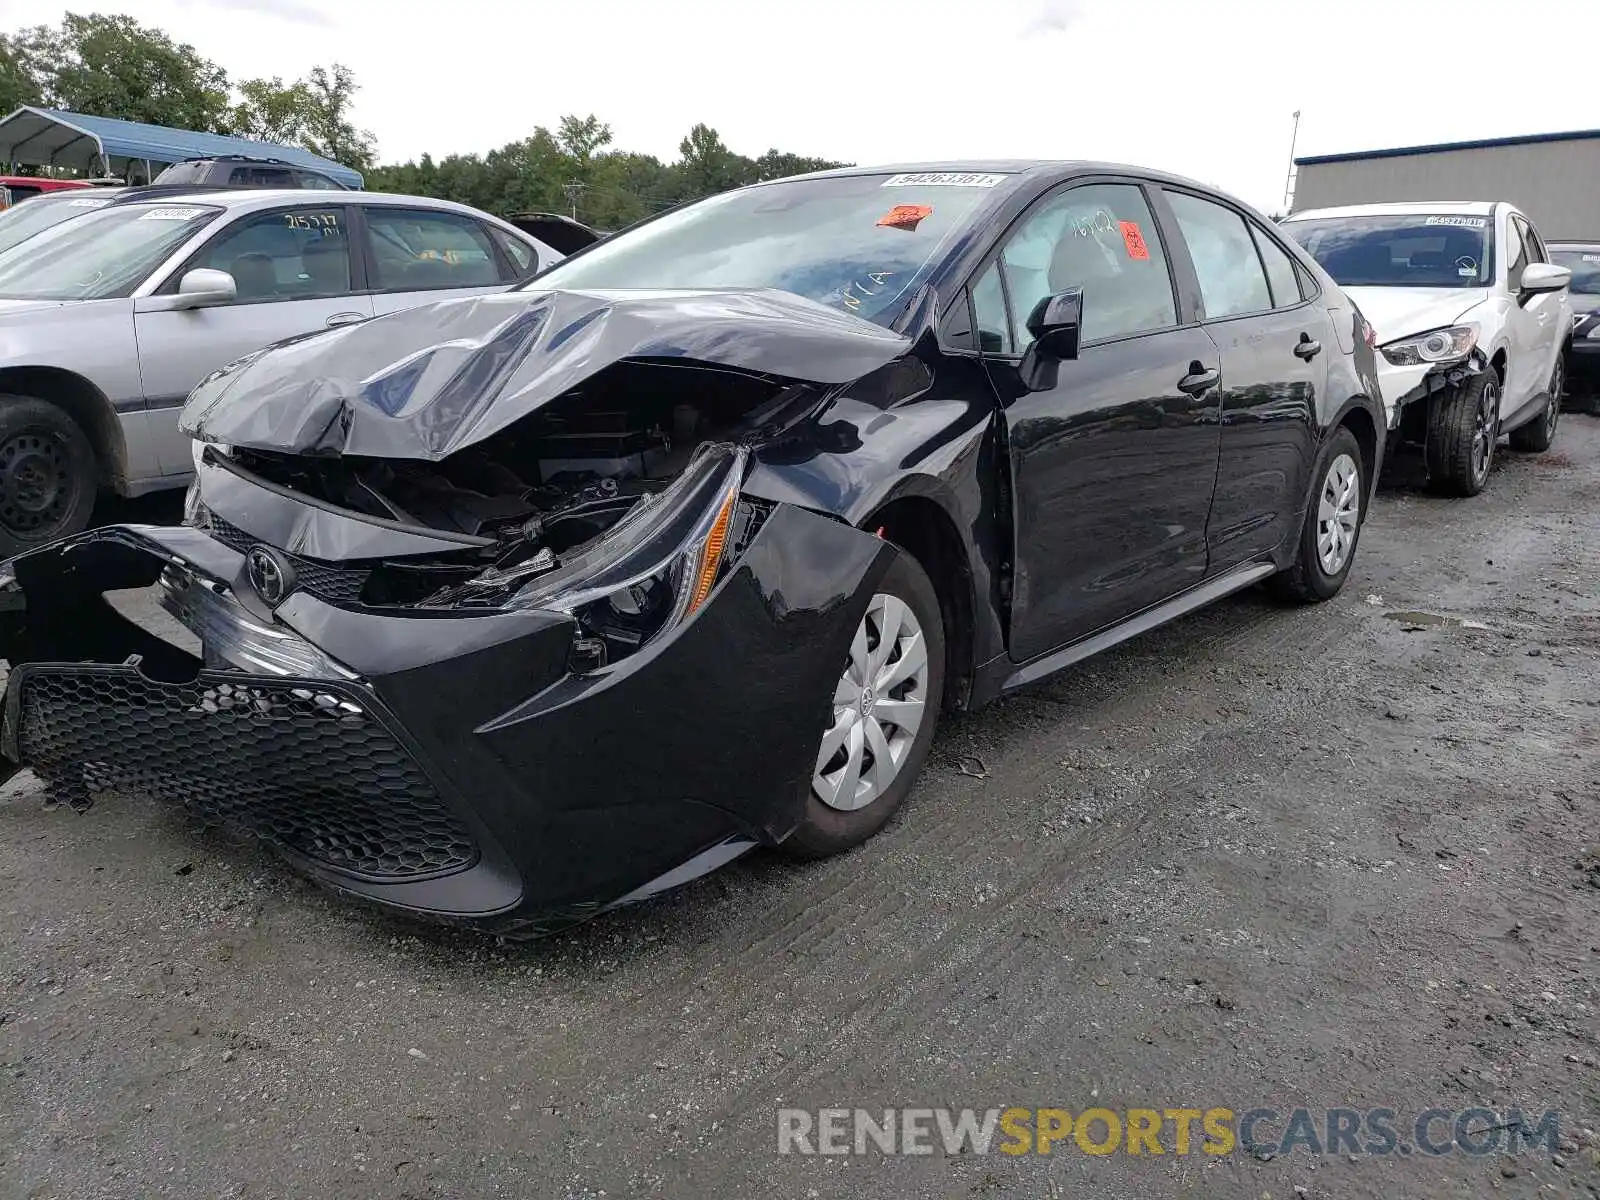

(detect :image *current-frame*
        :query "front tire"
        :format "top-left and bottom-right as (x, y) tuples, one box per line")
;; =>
(783, 551), (945, 859)
(1269, 426), (1365, 604)
(0, 396), (98, 558)
(1509, 356), (1563, 453)
(1425, 372), (1499, 496)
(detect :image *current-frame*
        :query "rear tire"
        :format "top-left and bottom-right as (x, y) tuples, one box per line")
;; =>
(1269, 426), (1365, 604)
(1508, 357), (1562, 453)
(0, 396), (97, 558)
(1425, 372), (1498, 496)
(783, 551), (945, 859)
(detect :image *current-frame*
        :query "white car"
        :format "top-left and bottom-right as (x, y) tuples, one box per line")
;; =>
(1282, 201), (1570, 495)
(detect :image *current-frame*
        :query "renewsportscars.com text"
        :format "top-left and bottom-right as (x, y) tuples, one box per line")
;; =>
(776, 1106), (1563, 1158)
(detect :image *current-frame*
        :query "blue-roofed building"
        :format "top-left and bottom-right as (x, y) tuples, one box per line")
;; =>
(0, 106), (363, 189)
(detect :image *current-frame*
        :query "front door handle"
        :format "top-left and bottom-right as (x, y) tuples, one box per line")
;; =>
(1294, 334), (1322, 360)
(1178, 363), (1220, 396)
(325, 311), (365, 328)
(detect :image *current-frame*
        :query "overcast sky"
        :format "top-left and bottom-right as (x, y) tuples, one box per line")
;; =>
(7, 0), (1595, 211)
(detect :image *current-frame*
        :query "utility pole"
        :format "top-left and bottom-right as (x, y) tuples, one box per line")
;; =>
(563, 180), (583, 221)
(1282, 110), (1302, 214)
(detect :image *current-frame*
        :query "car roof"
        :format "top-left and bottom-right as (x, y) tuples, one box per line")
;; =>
(759, 158), (1228, 196)
(1286, 201), (1500, 221)
(105, 187), (514, 222)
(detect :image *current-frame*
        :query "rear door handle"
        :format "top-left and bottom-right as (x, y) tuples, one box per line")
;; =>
(1178, 364), (1220, 396)
(325, 311), (365, 328)
(1294, 334), (1322, 360)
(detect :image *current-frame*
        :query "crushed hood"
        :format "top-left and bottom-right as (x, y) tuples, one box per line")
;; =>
(1341, 286), (1485, 345)
(180, 287), (911, 461)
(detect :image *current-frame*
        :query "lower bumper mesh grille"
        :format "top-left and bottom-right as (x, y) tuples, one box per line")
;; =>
(14, 667), (477, 881)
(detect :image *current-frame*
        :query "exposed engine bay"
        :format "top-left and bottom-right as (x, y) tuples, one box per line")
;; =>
(196, 361), (811, 663)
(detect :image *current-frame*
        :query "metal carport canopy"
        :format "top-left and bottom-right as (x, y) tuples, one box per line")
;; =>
(0, 106), (363, 188)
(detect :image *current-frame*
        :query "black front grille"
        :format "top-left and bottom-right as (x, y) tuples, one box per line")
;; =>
(202, 513), (371, 606)
(15, 667), (477, 881)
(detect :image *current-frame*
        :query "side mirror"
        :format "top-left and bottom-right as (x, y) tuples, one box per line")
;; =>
(1520, 262), (1571, 297)
(1018, 288), (1082, 392)
(173, 268), (237, 310)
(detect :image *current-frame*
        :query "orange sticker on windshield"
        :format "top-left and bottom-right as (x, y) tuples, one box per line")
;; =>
(877, 204), (933, 231)
(1120, 220), (1150, 260)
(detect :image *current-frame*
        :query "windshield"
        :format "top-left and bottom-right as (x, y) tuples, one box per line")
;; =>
(1283, 214), (1493, 288)
(527, 171), (1008, 326)
(0, 193), (117, 256)
(1550, 248), (1600, 296)
(0, 203), (221, 301)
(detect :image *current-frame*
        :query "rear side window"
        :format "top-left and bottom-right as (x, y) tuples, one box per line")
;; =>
(1252, 224), (1304, 308)
(1166, 191), (1272, 319)
(490, 226), (538, 275)
(364, 208), (504, 290)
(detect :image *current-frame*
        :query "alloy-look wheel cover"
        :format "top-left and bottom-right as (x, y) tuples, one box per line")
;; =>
(1545, 360), (1563, 440)
(1316, 452), (1360, 576)
(813, 592), (930, 812)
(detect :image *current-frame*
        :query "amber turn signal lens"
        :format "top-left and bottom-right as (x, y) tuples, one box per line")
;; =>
(685, 493), (736, 616)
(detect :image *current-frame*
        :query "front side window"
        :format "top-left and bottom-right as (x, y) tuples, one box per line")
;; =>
(992, 182), (1177, 348)
(187, 208), (351, 300)
(970, 261), (1012, 354)
(528, 171), (1004, 328)
(0, 203), (221, 301)
(1282, 213), (1493, 289)
(364, 208), (504, 290)
(1166, 191), (1272, 319)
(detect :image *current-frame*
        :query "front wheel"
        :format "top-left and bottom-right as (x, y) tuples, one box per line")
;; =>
(0, 396), (98, 558)
(782, 552), (945, 859)
(1509, 356), (1563, 453)
(1268, 426), (1365, 604)
(1425, 372), (1499, 496)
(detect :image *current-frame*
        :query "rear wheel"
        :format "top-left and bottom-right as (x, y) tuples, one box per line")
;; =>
(0, 396), (97, 558)
(1425, 372), (1499, 496)
(783, 552), (945, 858)
(1509, 356), (1563, 453)
(1269, 426), (1365, 604)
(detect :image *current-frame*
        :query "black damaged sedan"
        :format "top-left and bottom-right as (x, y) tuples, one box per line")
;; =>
(0, 162), (1385, 934)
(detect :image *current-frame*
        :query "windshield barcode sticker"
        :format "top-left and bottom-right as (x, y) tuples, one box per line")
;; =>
(1423, 216), (1487, 228)
(1583, 254), (1600, 263)
(139, 207), (209, 221)
(882, 172), (1007, 188)
(66, 197), (111, 207)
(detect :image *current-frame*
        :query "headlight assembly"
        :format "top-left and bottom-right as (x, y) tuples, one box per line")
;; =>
(1379, 324), (1479, 366)
(505, 444), (752, 669)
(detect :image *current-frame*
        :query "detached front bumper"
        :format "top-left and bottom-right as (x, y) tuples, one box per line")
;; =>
(1379, 353), (1492, 437)
(0, 512), (891, 932)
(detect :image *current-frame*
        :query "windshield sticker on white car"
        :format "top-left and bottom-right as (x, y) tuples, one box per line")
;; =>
(65, 197), (111, 208)
(1459, 267), (1478, 277)
(882, 172), (1006, 188)
(1583, 254), (1600, 263)
(1423, 216), (1487, 228)
(138, 207), (209, 221)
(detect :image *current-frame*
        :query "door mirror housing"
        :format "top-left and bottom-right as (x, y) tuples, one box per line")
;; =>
(1018, 288), (1083, 392)
(172, 267), (237, 310)
(1519, 261), (1571, 297)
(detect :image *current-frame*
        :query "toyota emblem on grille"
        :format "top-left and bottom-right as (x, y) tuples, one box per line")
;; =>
(246, 545), (294, 606)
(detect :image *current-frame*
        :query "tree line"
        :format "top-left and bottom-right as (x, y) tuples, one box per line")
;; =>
(0, 13), (847, 229)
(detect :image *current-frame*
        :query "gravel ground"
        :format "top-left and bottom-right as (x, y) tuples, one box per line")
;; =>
(2, 419), (1598, 1199)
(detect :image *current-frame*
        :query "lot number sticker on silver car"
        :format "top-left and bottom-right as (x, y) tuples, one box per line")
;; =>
(882, 173), (1007, 188)
(139, 207), (209, 221)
